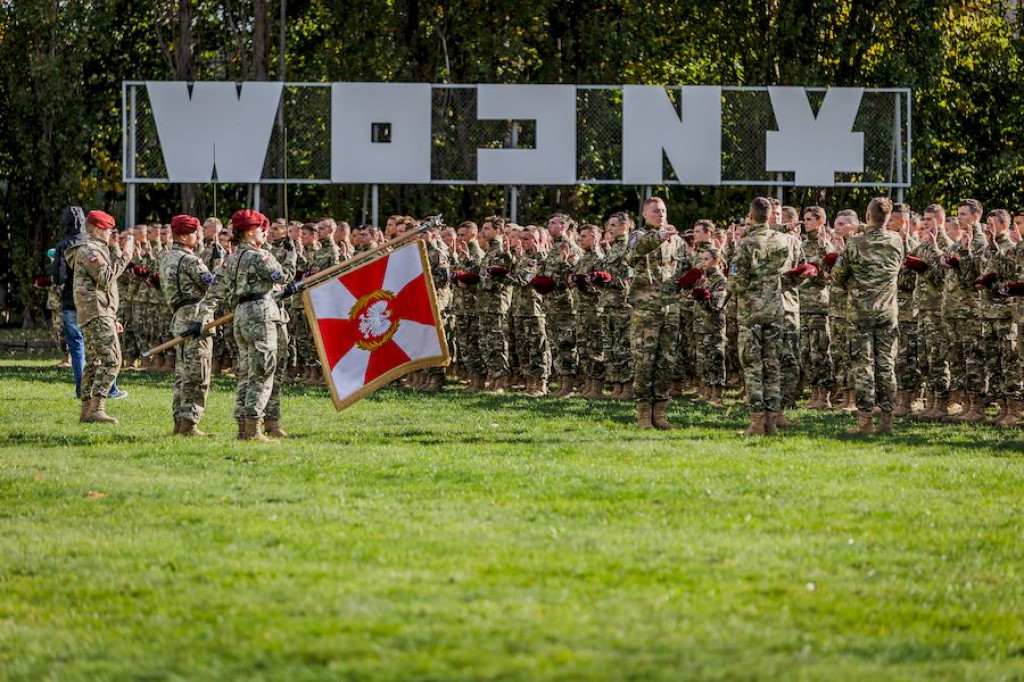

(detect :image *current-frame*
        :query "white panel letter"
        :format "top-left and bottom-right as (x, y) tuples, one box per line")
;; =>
(766, 87), (865, 186)
(147, 81), (283, 183)
(331, 83), (431, 184)
(477, 85), (576, 185)
(622, 86), (721, 185)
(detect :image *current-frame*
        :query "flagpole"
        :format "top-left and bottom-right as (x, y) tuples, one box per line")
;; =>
(141, 223), (435, 359)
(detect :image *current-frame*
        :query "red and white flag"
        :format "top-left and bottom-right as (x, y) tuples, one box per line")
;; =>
(303, 241), (450, 410)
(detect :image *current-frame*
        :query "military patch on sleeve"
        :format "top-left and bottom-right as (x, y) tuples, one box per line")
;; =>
(201, 272), (215, 285)
(271, 271), (284, 282)
(261, 255), (271, 263)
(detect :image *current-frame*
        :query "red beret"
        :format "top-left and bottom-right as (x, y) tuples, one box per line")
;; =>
(170, 215), (201, 235)
(231, 209), (269, 231)
(86, 210), (116, 230)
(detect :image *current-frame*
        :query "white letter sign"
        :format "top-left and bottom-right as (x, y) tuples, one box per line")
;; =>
(622, 85), (721, 185)
(147, 81), (283, 183)
(766, 87), (865, 186)
(476, 84), (576, 185)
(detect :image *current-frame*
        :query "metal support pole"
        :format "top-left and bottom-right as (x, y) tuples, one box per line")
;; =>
(253, 184), (261, 212)
(510, 187), (518, 223)
(127, 85), (138, 227)
(371, 184), (379, 226)
(894, 92), (905, 204)
(776, 174), (784, 204)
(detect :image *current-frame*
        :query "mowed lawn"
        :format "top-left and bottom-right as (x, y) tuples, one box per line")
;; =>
(2, 356), (1024, 681)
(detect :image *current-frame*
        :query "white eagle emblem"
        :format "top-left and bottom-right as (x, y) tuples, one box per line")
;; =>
(358, 300), (392, 339)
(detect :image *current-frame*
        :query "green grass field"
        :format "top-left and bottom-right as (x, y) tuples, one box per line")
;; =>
(2, 355), (1024, 681)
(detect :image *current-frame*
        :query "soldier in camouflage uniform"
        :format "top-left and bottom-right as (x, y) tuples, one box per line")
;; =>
(975, 209), (1020, 425)
(798, 207), (835, 408)
(832, 198), (905, 435)
(940, 201), (988, 422)
(216, 209), (296, 441)
(538, 214), (582, 397)
(996, 211), (1024, 426)
(477, 216), (515, 392)
(510, 226), (551, 396)
(266, 222), (298, 435)
(571, 224), (606, 399)
(776, 208), (805, 418)
(727, 197), (799, 436)
(690, 246), (729, 405)
(421, 222), (453, 392)
(290, 223), (318, 382)
(66, 210), (133, 424)
(626, 197), (682, 429)
(211, 232), (237, 375)
(303, 218), (341, 383)
(452, 221), (487, 392)
(827, 210), (860, 410)
(596, 212), (634, 400)
(889, 204), (921, 416)
(159, 215), (217, 436)
(908, 206), (953, 420)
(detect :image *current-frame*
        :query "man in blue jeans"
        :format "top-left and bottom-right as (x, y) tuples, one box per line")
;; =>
(52, 206), (127, 400)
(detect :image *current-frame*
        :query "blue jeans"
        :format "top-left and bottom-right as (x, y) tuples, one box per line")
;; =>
(61, 309), (121, 399)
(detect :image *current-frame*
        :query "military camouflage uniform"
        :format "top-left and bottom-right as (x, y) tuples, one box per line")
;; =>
(727, 223), (798, 414)
(626, 227), (681, 403)
(778, 229), (805, 408)
(510, 249), (551, 383)
(67, 234), (131, 397)
(478, 237), (514, 379)
(539, 234), (582, 379)
(692, 267), (729, 387)
(572, 247), (605, 382)
(268, 238), (298, 419)
(976, 232), (1018, 400)
(833, 226), (905, 413)
(942, 230), (986, 397)
(596, 232), (633, 386)
(910, 236), (951, 399)
(799, 232), (835, 392)
(895, 233), (921, 396)
(426, 237), (453, 380)
(453, 240), (486, 377)
(160, 242), (216, 423)
(303, 239), (340, 377)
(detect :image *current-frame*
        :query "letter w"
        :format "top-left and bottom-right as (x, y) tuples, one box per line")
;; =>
(147, 82), (283, 183)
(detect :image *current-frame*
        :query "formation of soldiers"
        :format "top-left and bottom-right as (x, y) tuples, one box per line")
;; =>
(58, 195), (1024, 438)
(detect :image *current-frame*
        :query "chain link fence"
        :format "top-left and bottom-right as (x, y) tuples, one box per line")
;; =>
(124, 83), (910, 187)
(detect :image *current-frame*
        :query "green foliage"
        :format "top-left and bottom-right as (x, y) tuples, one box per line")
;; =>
(2, 357), (1024, 679)
(1, 0), (1022, 321)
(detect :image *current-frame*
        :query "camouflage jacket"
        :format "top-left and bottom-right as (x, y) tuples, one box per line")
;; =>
(426, 238), (452, 312)
(478, 236), (514, 314)
(571, 248), (604, 308)
(66, 234), (131, 326)
(726, 223), (798, 326)
(596, 233), (631, 309)
(908, 239), (946, 313)
(159, 243), (216, 324)
(539, 234), (582, 310)
(200, 241), (226, 274)
(308, 240), (341, 276)
(895, 233), (919, 322)
(976, 232), (1014, 321)
(211, 241), (296, 311)
(799, 232), (833, 315)
(509, 250), (545, 317)
(626, 228), (683, 310)
(941, 230), (986, 319)
(832, 226), (905, 325)
(451, 239), (485, 313)
(691, 267), (728, 334)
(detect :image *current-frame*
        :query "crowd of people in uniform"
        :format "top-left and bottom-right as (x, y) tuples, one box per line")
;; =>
(44, 193), (1024, 439)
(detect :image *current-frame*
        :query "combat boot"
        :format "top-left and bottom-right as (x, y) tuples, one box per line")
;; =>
(708, 386), (724, 407)
(946, 390), (964, 416)
(236, 420), (246, 440)
(636, 402), (654, 429)
(892, 391), (912, 417)
(952, 394), (986, 424)
(651, 401), (675, 430)
(922, 396), (949, 421)
(80, 398), (92, 423)
(912, 394), (934, 420)
(763, 412), (779, 436)
(607, 382), (623, 400)
(264, 420), (289, 438)
(620, 382), (634, 401)
(242, 418), (271, 442)
(83, 398), (118, 424)
(910, 391), (927, 414)
(212, 358), (223, 376)
(742, 412), (765, 437)
(997, 399), (1022, 427)
(989, 398), (1009, 425)
(774, 411), (793, 430)
(424, 374), (444, 393)
(579, 378), (602, 400)
(179, 419), (209, 437)
(527, 377), (548, 397)
(553, 375), (575, 398)
(804, 387), (823, 409)
(874, 411), (894, 436)
(846, 411), (874, 435)
(841, 389), (858, 412)
(172, 418), (183, 435)
(464, 373), (485, 394)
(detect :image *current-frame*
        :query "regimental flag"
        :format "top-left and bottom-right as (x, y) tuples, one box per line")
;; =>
(303, 240), (450, 410)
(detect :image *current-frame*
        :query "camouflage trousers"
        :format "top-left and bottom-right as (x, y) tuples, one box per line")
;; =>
(726, 310), (741, 382)
(695, 329), (727, 387)
(212, 306), (237, 364)
(982, 319), (1019, 399)
(49, 308), (67, 356)
(120, 303), (142, 360)
(545, 309), (579, 377)
(896, 319), (921, 394)
(512, 315), (551, 381)
(799, 313), (834, 388)
(831, 317), (852, 391)
(576, 304), (604, 380)
(430, 308), (456, 377)
(81, 316), (122, 398)
(945, 316), (984, 395)
(673, 307), (696, 382)
(266, 321), (289, 420)
(601, 306), (633, 384)
(478, 310), (512, 377)
(631, 303), (679, 403)
(917, 309), (950, 397)
(739, 321), (782, 413)
(293, 305), (319, 373)
(455, 314), (486, 376)
(233, 299), (279, 420)
(170, 305), (212, 422)
(780, 317), (801, 408)
(850, 317), (898, 413)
